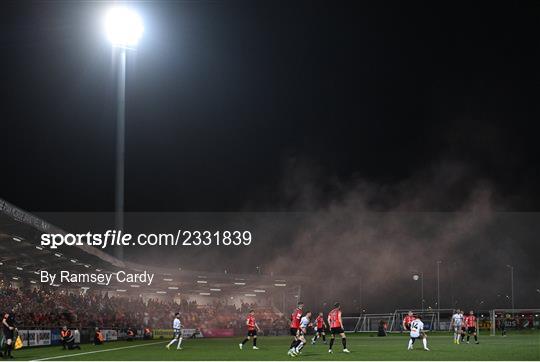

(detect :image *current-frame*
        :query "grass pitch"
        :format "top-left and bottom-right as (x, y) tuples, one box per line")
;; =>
(13, 332), (540, 361)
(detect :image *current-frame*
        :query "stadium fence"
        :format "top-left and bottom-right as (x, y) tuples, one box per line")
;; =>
(489, 309), (540, 336)
(344, 309), (456, 333)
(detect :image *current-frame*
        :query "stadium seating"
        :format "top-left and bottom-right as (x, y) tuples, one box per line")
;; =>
(0, 284), (288, 334)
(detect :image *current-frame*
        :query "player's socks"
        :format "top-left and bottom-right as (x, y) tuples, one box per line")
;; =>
(296, 341), (304, 352)
(253, 338), (257, 347)
(241, 338), (249, 345)
(177, 337), (183, 349)
(467, 335), (470, 342)
(422, 338), (428, 350)
(166, 339), (177, 349)
(342, 338), (347, 350)
(322, 334), (326, 342)
(290, 340), (297, 349)
(407, 339), (413, 350)
(329, 338), (335, 350)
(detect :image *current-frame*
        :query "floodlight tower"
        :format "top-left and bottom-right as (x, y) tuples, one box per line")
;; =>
(436, 260), (442, 329)
(104, 7), (143, 260)
(506, 264), (515, 315)
(413, 272), (424, 312)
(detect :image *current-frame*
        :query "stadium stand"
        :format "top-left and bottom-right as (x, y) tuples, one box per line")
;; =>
(0, 198), (298, 346)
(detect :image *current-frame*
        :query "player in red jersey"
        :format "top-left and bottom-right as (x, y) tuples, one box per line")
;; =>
(402, 311), (415, 332)
(239, 309), (260, 350)
(327, 302), (350, 353)
(311, 312), (327, 344)
(464, 310), (479, 344)
(287, 302), (304, 356)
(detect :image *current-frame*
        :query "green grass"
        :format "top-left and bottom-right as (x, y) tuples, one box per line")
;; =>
(12, 332), (540, 361)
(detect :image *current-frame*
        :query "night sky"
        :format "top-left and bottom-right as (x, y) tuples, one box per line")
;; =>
(1, 1), (539, 309)
(2, 0), (539, 212)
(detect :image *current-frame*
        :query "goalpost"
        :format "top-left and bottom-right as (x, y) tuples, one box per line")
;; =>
(389, 309), (455, 332)
(489, 309), (540, 336)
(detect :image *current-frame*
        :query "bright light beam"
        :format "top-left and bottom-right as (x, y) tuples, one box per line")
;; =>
(105, 7), (144, 48)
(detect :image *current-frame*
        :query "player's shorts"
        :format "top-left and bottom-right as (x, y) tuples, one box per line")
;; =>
(247, 329), (257, 337)
(330, 327), (344, 334)
(173, 329), (182, 339)
(290, 328), (298, 336)
(316, 327), (325, 334)
(454, 324), (462, 332)
(467, 326), (476, 334)
(3, 330), (14, 340)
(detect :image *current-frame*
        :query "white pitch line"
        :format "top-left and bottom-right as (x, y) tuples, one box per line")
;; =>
(32, 341), (165, 361)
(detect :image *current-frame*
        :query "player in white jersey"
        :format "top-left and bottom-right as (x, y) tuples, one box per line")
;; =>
(407, 316), (429, 351)
(293, 311), (312, 355)
(450, 309), (465, 344)
(166, 313), (183, 350)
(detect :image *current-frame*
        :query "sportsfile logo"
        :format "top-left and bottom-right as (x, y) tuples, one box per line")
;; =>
(41, 230), (132, 249)
(40, 229), (253, 249)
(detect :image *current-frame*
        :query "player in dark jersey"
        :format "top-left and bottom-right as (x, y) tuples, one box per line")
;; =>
(311, 312), (327, 344)
(2, 312), (17, 359)
(239, 310), (260, 350)
(327, 303), (350, 353)
(287, 302), (304, 356)
(464, 310), (479, 344)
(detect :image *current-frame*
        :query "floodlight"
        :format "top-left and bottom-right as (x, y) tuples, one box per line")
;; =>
(105, 7), (144, 48)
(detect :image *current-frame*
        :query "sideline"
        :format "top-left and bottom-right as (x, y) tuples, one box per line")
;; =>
(32, 340), (165, 361)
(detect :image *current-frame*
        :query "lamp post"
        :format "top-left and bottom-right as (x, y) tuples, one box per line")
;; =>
(413, 273), (424, 312)
(436, 260), (442, 329)
(506, 265), (515, 314)
(104, 7), (143, 260)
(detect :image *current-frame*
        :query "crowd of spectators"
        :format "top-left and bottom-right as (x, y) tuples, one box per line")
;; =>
(0, 284), (289, 334)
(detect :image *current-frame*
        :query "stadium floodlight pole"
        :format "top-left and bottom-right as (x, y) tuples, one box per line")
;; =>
(506, 264), (515, 315)
(421, 272), (424, 313)
(359, 276), (363, 310)
(412, 273), (424, 312)
(104, 7), (143, 260)
(436, 260), (442, 330)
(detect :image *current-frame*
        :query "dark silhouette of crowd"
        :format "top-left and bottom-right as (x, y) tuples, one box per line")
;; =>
(0, 285), (288, 334)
